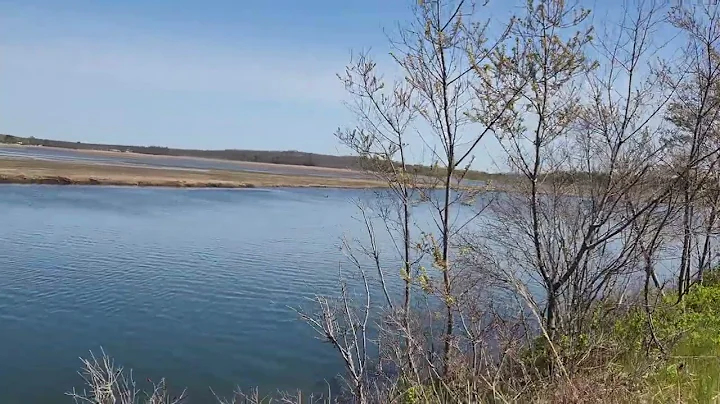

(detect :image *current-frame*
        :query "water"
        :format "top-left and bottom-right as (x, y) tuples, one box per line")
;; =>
(0, 185), (391, 403)
(0, 183), (672, 403)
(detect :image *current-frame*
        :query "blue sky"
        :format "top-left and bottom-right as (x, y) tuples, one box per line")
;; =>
(0, 0), (637, 171)
(0, 0), (413, 155)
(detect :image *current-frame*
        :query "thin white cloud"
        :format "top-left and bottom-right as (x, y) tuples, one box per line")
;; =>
(0, 2), (357, 104)
(0, 3), (506, 170)
(1, 38), (348, 104)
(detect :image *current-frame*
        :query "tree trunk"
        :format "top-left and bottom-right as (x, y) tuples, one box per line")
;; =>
(441, 166), (454, 376)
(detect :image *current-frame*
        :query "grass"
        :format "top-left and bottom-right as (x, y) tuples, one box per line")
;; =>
(0, 158), (385, 189)
(611, 277), (720, 403)
(386, 274), (720, 403)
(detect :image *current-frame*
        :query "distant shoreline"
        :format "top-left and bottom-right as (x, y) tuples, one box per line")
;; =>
(0, 143), (366, 178)
(0, 175), (255, 189)
(0, 176), (382, 189)
(0, 135), (506, 182)
(0, 136), (365, 173)
(0, 158), (386, 189)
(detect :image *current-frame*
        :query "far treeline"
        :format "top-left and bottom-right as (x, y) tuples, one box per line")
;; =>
(0, 134), (505, 182)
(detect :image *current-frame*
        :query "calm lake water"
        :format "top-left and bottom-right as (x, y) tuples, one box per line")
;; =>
(1, 184), (677, 403)
(0, 185), (406, 403)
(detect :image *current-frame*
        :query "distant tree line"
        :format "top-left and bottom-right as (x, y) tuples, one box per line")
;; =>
(0, 134), (502, 181)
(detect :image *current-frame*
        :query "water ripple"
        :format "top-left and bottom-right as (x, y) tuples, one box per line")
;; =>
(0, 185), (403, 403)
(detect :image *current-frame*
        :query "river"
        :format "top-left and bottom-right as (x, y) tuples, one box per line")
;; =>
(0, 183), (681, 403)
(0, 185), (414, 403)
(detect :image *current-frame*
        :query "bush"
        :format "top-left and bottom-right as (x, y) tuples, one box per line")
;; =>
(609, 275), (720, 403)
(67, 276), (720, 403)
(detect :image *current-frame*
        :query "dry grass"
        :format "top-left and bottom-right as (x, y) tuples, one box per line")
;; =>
(68, 350), (333, 404)
(68, 350), (187, 404)
(0, 159), (385, 189)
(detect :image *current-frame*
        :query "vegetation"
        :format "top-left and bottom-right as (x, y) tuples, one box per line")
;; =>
(614, 274), (720, 403)
(68, 276), (720, 403)
(63, 0), (720, 402)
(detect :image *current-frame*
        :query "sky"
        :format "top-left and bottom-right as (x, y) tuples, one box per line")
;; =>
(0, 0), (403, 154)
(0, 0), (638, 171)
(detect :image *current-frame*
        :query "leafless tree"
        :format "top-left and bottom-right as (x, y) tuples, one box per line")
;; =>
(325, 0), (518, 393)
(664, 0), (720, 297)
(335, 49), (419, 366)
(304, 0), (720, 401)
(475, 0), (596, 341)
(385, 0), (517, 375)
(469, 0), (685, 358)
(67, 350), (187, 404)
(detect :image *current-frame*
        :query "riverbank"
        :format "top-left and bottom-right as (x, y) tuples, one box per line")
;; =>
(0, 158), (385, 189)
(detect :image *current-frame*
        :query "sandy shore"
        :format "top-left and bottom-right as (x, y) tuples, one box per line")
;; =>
(0, 159), (384, 189)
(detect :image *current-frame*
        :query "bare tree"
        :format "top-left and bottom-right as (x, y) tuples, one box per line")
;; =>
(475, 0), (597, 342)
(386, 0), (516, 374)
(328, 0), (518, 391)
(68, 350), (187, 404)
(664, 0), (720, 297)
(472, 0), (686, 361)
(335, 49), (418, 344)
